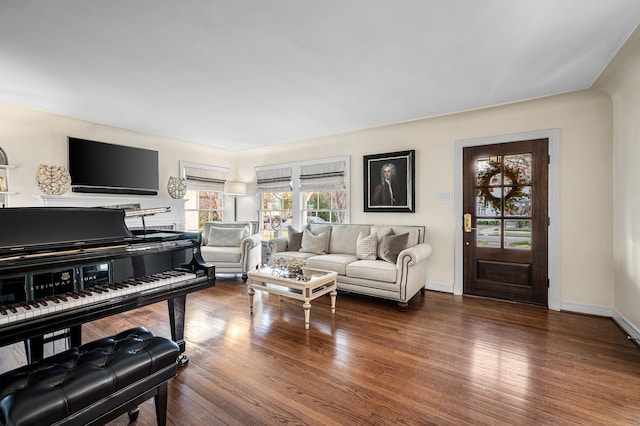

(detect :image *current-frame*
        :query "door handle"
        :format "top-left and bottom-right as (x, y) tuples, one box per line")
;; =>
(464, 213), (476, 233)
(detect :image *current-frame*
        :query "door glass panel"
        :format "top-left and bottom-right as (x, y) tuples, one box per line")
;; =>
(476, 219), (501, 248)
(505, 186), (531, 217)
(504, 154), (532, 184)
(476, 188), (501, 216)
(475, 152), (533, 250)
(504, 219), (532, 249)
(476, 156), (500, 186)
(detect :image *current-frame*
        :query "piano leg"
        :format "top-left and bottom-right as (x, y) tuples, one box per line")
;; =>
(69, 325), (82, 347)
(24, 336), (44, 364)
(24, 325), (82, 364)
(167, 295), (189, 367)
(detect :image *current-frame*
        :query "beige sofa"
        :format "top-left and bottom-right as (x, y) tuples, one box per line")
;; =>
(200, 221), (262, 281)
(268, 223), (432, 310)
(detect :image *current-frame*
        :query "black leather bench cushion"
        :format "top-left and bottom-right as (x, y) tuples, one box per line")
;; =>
(0, 326), (179, 426)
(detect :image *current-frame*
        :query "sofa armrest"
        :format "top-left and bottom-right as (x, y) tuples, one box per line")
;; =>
(268, 237), (289, 254)
(397, 242), (433, 267)
(241, 233), (263, 273)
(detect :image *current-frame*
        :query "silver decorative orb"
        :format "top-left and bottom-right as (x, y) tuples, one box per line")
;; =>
(167, 176), (187, 199)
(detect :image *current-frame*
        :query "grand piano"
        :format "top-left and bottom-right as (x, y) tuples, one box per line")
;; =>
(0, 206), (215, 366)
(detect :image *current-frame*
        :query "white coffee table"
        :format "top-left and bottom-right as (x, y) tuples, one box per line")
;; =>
(247, 267), (338, 329)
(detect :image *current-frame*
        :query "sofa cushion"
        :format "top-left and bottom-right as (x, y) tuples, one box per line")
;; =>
(307, 224), (332, 252)
(306, 254), (358, 276)
(201, 246), (242, 263)
(378, 232), (409, 263)
(390, 226), (421, 246)
(346, 260), (397, 283)
(270, 251), (317, 262)
(287, 226), (303, 251)
(300, 228), (329, 254)
(370, 226), (421, 247)
(374, 228), (395, 259)
(207, 226), (245, 247)
(328, 224), (371, 255)
(356, 232), (378, 260)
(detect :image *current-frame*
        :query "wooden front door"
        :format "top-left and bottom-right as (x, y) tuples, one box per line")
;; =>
(463, 139), (548, 305)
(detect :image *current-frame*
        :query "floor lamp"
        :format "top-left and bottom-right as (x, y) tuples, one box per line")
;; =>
(224, 181), (247, 221)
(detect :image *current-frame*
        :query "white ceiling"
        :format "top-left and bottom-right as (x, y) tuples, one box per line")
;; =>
(0, 1), (638, 151)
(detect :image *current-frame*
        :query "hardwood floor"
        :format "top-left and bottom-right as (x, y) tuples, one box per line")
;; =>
(2, 278), (639, 425)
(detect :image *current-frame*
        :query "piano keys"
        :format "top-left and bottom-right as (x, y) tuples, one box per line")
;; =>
(0, 206), (215, 365)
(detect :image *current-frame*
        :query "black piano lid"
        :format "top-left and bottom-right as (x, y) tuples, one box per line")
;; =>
(0, 207), (136, 254)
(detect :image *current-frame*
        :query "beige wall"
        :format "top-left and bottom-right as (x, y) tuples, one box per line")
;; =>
(594, 26), (640, 330)
(0, 62), (622, 315)
(0, 101), (235, 206)
(239, 89), (614, 308)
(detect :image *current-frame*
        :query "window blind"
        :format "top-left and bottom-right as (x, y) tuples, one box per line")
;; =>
(255, 167), (292, 193)
(299, 161), (346, 191)
(184, 167), (226, 191)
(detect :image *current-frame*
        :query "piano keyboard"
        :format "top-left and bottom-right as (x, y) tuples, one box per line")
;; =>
(0, 270), (196, 326)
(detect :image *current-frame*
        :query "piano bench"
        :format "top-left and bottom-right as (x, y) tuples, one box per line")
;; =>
(0, 326), (179, 426)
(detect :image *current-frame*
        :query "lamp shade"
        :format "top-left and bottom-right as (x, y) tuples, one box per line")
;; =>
(224, 181), (247, 195)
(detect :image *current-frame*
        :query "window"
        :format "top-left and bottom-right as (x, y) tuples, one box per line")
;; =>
(256, 167), (293, 240)
(260, 191), (293, 240)
(300, 160), (347, 225)
(256, 157), (349, 239)
(180, 162), (229, 232)
(304, 190), (347, 224)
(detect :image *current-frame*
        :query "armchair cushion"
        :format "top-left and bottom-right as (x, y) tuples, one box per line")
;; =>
(207, 226), (245, 247)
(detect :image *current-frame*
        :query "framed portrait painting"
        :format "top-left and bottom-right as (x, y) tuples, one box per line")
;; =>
(364, 149), (415, 213)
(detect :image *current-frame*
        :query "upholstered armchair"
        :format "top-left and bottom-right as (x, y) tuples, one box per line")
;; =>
(200, 221), (262, 281)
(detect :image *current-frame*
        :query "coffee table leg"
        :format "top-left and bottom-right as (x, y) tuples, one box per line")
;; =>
(303, 302), (311, 329)
(248, 287), (255, 315)
(330, 289), (337, 314)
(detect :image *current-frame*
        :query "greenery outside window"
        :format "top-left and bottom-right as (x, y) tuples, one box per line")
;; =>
(304, 190), (347, 224)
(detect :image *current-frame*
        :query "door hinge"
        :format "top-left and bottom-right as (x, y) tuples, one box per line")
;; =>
(548, 154), (551, 164)
(548, 279), (550, 288)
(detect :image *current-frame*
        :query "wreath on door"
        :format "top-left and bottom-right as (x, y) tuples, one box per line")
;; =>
(477, 160), (524, 212)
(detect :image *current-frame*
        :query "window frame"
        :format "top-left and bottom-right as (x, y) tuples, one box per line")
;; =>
(180, 161), (230, 232)
(255, 156), (350, 234)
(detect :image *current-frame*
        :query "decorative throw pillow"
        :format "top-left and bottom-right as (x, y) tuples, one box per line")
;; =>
(299, 228), (329, 255)
(356, 232), (378, 260)
(378, 232), (409, 263)
(376, 229), (395, 260)
(207, 226), (245, 247)
(287, 226), (303, 251)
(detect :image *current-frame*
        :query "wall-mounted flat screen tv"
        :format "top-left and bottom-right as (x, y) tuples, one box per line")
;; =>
(68, 137), (159, 195)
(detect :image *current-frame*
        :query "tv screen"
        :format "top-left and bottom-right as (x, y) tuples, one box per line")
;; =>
(68, 137), (159, 195)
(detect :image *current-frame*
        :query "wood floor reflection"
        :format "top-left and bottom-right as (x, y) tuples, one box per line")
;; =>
(1, 278), (639, 425)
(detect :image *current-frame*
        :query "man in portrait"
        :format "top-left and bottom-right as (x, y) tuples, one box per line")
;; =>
(371, 161), (406, 206)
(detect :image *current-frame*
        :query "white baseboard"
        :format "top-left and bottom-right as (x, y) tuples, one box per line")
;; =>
(423, 286), (639, 338)
(425, 282), (454, 293)
(559, 300), (613, 317)
(613, 309), (640, 340)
